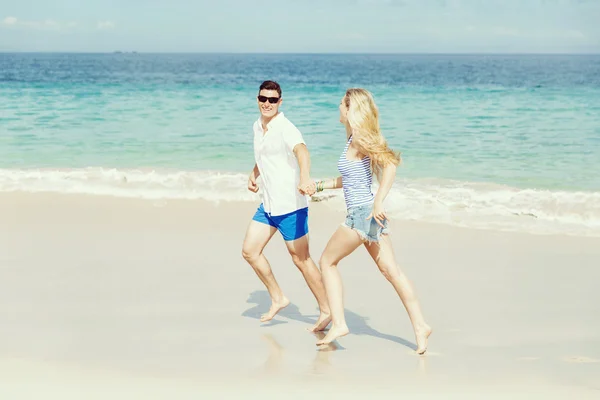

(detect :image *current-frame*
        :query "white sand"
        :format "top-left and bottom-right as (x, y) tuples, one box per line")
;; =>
(1, 193), (599, 399)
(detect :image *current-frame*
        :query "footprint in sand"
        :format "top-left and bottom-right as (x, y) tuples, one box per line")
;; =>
(517, 357), (540, 361)
(407, 350), (442, 357)
(563, 356), (599, 364)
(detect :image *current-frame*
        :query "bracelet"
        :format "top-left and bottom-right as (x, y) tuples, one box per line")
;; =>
(316, 180), (324, 192)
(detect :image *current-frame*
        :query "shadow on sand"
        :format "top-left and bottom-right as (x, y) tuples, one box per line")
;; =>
(243, 290), (416, 351)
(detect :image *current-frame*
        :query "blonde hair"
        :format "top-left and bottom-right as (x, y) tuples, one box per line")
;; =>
(344, 88), (401, 178)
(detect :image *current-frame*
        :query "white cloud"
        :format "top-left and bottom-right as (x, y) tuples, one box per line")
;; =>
(2, 16), (17, 25)
(493, 27), (520, 37)
(1, 16), (77, 31)
(358, 0), (398, 4)
(97, 20), (115, 30)
(564, 30), (585, 39)
(337, 33), (366, 40)
(463, 25), (589, 41)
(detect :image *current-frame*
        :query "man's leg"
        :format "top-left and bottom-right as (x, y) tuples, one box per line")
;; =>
(285, 235), (331, 332)
(242, 219), (290, 322)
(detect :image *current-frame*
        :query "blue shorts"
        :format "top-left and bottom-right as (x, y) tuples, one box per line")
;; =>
(252, 204), (309, 242)
(343, 203), (389, 243)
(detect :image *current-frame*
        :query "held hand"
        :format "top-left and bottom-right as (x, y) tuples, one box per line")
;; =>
(298, 178), (316, 196)
(367, 202), (387, 228)
(248, 174), (259, 193)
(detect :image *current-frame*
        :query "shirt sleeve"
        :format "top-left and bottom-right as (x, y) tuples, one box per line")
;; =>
(282, 123), (306, 153)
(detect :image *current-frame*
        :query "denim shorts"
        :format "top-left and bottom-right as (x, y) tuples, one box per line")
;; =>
(343, 203), (389, 243)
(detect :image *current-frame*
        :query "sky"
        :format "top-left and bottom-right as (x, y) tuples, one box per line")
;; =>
(0, 0), (598, 53)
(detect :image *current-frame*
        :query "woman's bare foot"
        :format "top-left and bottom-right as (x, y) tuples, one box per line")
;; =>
(316, 323), (349, 345)
(260, 297), (290, 322)
(307, 312), (332, 332)
(415, 324), (432, 355)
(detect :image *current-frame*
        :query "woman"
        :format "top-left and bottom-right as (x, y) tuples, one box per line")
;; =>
(314, 88), (431, 354)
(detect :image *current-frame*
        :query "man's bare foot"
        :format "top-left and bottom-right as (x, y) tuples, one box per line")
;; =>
(316, 324), (349, 345)
(260, 297), (290, 322)
(415, 324), (432, 355)
(307, 312), (332, 332)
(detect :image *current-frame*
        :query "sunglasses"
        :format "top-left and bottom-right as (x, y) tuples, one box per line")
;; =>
(257, 95), (280, 104)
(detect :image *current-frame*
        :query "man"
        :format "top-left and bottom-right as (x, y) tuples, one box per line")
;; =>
(241, 80), (330, 332)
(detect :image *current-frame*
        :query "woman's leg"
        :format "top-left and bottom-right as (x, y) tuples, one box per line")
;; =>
(364, 235), (432, 354)
(316, 225), (364, 345)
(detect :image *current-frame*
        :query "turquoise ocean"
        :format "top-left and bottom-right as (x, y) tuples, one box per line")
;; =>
(1, 53), (599, 236)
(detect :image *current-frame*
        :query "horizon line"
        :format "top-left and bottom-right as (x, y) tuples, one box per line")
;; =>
(1, 51), (599, 56)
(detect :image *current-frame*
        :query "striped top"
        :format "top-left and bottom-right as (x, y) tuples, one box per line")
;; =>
(337, 136), (374, 209)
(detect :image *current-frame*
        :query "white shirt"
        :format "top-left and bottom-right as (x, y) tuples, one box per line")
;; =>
(253, 112), (308, 216)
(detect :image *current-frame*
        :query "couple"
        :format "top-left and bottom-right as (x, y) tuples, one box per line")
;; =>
(241, 80), (431, 353)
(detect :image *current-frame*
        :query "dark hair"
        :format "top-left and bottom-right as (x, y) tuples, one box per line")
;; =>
(259, 80), (281, 97)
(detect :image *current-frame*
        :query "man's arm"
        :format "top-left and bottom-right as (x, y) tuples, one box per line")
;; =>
(293, 144), (310, 181)
(251, 163), (260, 180)
(248, 163), (260, 193)
(293, 144), (315, 195)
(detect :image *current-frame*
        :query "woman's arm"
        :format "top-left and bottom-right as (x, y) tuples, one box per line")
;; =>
(315, 176), (342, 192)
(374, 163), (396, 204)
(371, 163), (396, 227)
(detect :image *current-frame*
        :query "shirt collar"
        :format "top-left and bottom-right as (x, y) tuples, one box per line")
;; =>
(258, 112), (284, 132)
